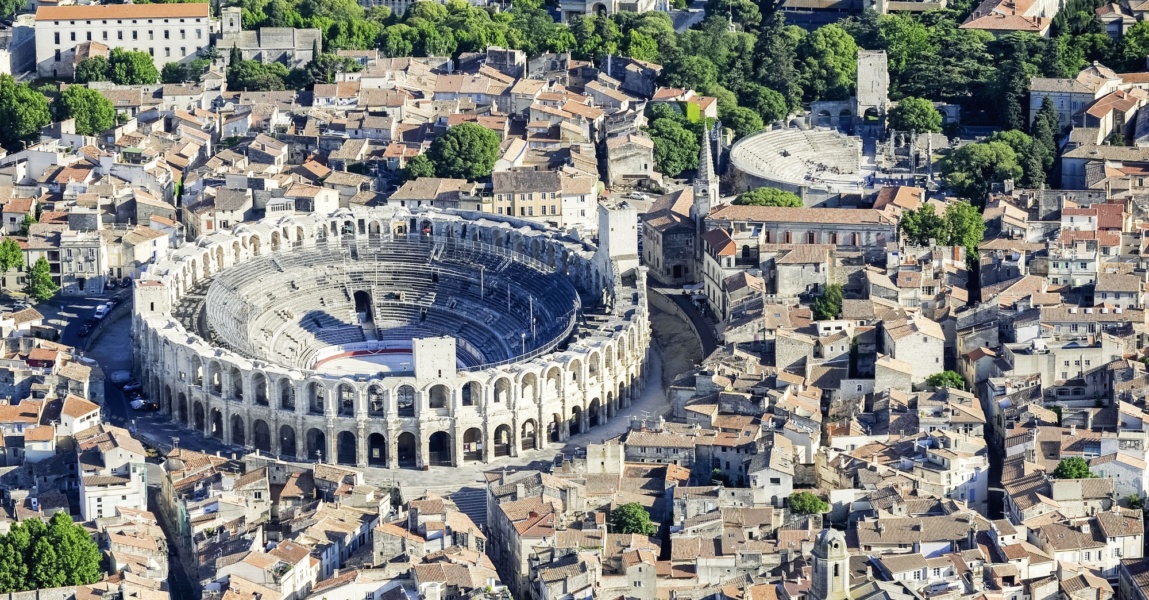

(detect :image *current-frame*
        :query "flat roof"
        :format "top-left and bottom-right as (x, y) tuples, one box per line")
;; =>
(35, 4), (209, 21)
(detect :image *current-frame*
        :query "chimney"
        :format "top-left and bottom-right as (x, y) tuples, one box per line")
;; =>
(1070, 424), (1076, 437)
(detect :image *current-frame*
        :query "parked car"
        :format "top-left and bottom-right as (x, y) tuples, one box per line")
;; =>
(108, 370), (133, 385)
(121, 277), (133, 288)
(77, 320), (94, 337)
(142, 402), (160, 412)
(93, 304), (110, 320)
(122, 380), (143, 393)
(627, 191), (648, 200)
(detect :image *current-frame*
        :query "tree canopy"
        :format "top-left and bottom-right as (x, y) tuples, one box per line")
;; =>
(940, 140), (1023, 206)
(812, 284), (843, 321)
(733, 188), (802, 207)
(55, 86), (116, 136)
(926, 371), (965, 389)
(108, 49), (161, 85)
(0, 512), (102, 592)
(1051, 457), (1096, 479)
(788, 492), (830, 515)
(24, 257), (58, 302)
(610, 502), (657, 535)
(899, 201), (985, 260)
(0, 76), (51, 152)
(888, 96), (941, 133)
(0, 238), (22, 273)
(426, 123), (501, 180)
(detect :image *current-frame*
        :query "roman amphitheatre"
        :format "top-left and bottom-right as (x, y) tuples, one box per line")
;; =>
(132, 205), (650, 469)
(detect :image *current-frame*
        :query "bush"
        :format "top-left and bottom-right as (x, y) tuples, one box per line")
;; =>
(789, 492), (829, 515)
(1051, 457), (1095, 479)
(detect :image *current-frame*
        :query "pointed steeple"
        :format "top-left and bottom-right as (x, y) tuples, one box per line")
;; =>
(692, 129), (719, 222)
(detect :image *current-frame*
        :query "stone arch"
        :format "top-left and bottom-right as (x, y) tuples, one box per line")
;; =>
(164, 384), (173, 415)
(306, 428), (326, 461)
(545, 366), (562, 397)
(494, 424), (512, 457)
(209, 408), (223, 439)
(816, 109), (832, 127)
(397, 431), (417, 467)
(229, 365), (243, 400)
(460, 381), (480, 407)
(231, 414), (246, 446)
(251, 234), (262, 256)
(337, 382), (356, 417)
(493, 377), (511, 404)
(193, 401), (205, 431)
(367, 433), (386, 466)
(280, 425), (297, 457)
(280, 379), (295, 410)
(271, 230), (282, 252)
(253, 420), (272, 453)
(550, 413), (563, 442)
(568, 358), (582, 387)
(177, 392), (188, 424)
(252, 372), (268, 406)
(207, 360), (222, 394)
(428, 431), (451, 466)
(463, 427), (483, 462)
(521, 419), (537, 451)
(214, 246), (225, 271)
(308, 381), (326, 415)
(367, 384), (385, 416)
(570, 405), (583, 435)
(397, 384), (415, 416)
(337, 431), (357, 465)
(428, 384), (450, 409)
(589, 397), (602, 427)
(520, 372), (537, 403)
(232, 240), (241, 264)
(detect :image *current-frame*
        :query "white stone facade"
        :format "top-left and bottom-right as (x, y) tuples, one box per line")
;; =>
(133, 206), (650, 470)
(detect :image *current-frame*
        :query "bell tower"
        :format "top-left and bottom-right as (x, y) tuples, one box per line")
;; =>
(811, 529), (851, 600)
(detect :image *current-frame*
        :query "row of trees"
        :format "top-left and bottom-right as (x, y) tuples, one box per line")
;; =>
(0, 512), (102, 592)
(0, 76), (118, 151)
(226, 46), (364, 91)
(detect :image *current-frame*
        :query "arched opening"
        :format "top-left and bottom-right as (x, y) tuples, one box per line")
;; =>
(397, 385), (415, 417)
(209, 362), (222, 395)
(231, 415), (246, 446)
(193, 402), (205, 430)
(545, 368), (561, 397)
(191, 356), (203, 387)
(428, 384), (449, 409)
(271, 230), (282, 252)
(461, 381), (479, 407)
(280, 425), (297, 458)
(570, 406), (583, 435)
(253, 420), (271, 453)
(589, 398), (602, 427)
(367, 433), (387, 466)
(368, 385), (385, 416)
(232, 241), (241, 264)
(816, 109), (832, 127)
(177, 393), (188, 424)
(397, 432), (417, 467)
(210, 409), (223, 439)
(494, 424), (512, 457)
(494, 378), (510, 404)
(521, 373), (537, 403)
(306, 428), (326, 462)
(864, 107), (881, 122)
(338, 383), (355, 417)
(229, 367), (243, 400)
(251, 235), (262, 256)
(252, 373), (268, 406)
(521, 420), (537, 451)
(280, 380), (295, 410)
(337, 431), (357, 465)
(353, 290), (372, 321)
(463, 427), (483, 462)
(428, 431), (451, 466)
(308, 382), (325, 415)
(550, 413), (562, 442)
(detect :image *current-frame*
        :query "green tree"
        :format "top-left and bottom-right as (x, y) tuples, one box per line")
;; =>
(718, 105), (763, 139)
(624, 29), (660, 63)
(1031, 95), (1059, 179)
(426, 123), (501, 180)
(403, 154), (436, 180)
(704, 0), (761, 30)
(663, 54), (718, 91)
(1120, 21), (1149, 71)
(788, 492), (830, 515)
(45, 512), (102, 587)
(18, 214), (34, 236)
(74, 56), (110, 83)
(648, 116), (699, 177)
(55, 85), (116, 136)
(798, 24), (858, 101)
(812, 283), (843, 320)
(1051, 456), (1095, 479)
(899, 203), (946, 246)
(1127, 494), (1143, 509)
(926, 370), (965, 389)
(888, 96), (942, 133)
(161, 62), (189, 84)
(24, 257), (58, 302)
(944, 200), (986, 259)
(733, 188), (802, 207)
(941, 140), (1023, 206)
(0, 76), (51, 151)
(228, 60), (289, 91)
(0, 539), (28, 592)
(28, 538), (63, 590)
(108, 48), (161, 85)
(711, 469), (732, 486)
(738, 83), (788, 124)
(0, 237), (23, 273)
(609, 502), (657, 535)
(307, 53), (363, 85)
(753, 14), (803, 109)
(0, 0), (27, 18)
(989, 130), (1044, 188)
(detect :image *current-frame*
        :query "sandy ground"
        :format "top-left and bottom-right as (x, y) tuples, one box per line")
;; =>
(648, 302), (704, 388)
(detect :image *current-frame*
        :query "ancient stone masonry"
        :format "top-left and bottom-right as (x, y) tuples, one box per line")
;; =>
(133, 206), (650, 469)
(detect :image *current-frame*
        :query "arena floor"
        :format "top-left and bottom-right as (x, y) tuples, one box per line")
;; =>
(313, 349), (469, 376)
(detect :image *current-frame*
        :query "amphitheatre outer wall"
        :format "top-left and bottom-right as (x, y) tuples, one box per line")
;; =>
(132, 205), (651, 470)
(727, 126), (871, 206)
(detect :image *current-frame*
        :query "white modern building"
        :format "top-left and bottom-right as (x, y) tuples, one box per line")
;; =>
(35, 4), (211, 78)
(76, 424), (149, 521)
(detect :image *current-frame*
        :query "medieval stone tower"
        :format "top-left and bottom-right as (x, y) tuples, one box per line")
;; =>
(811, 529), (851, 600)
